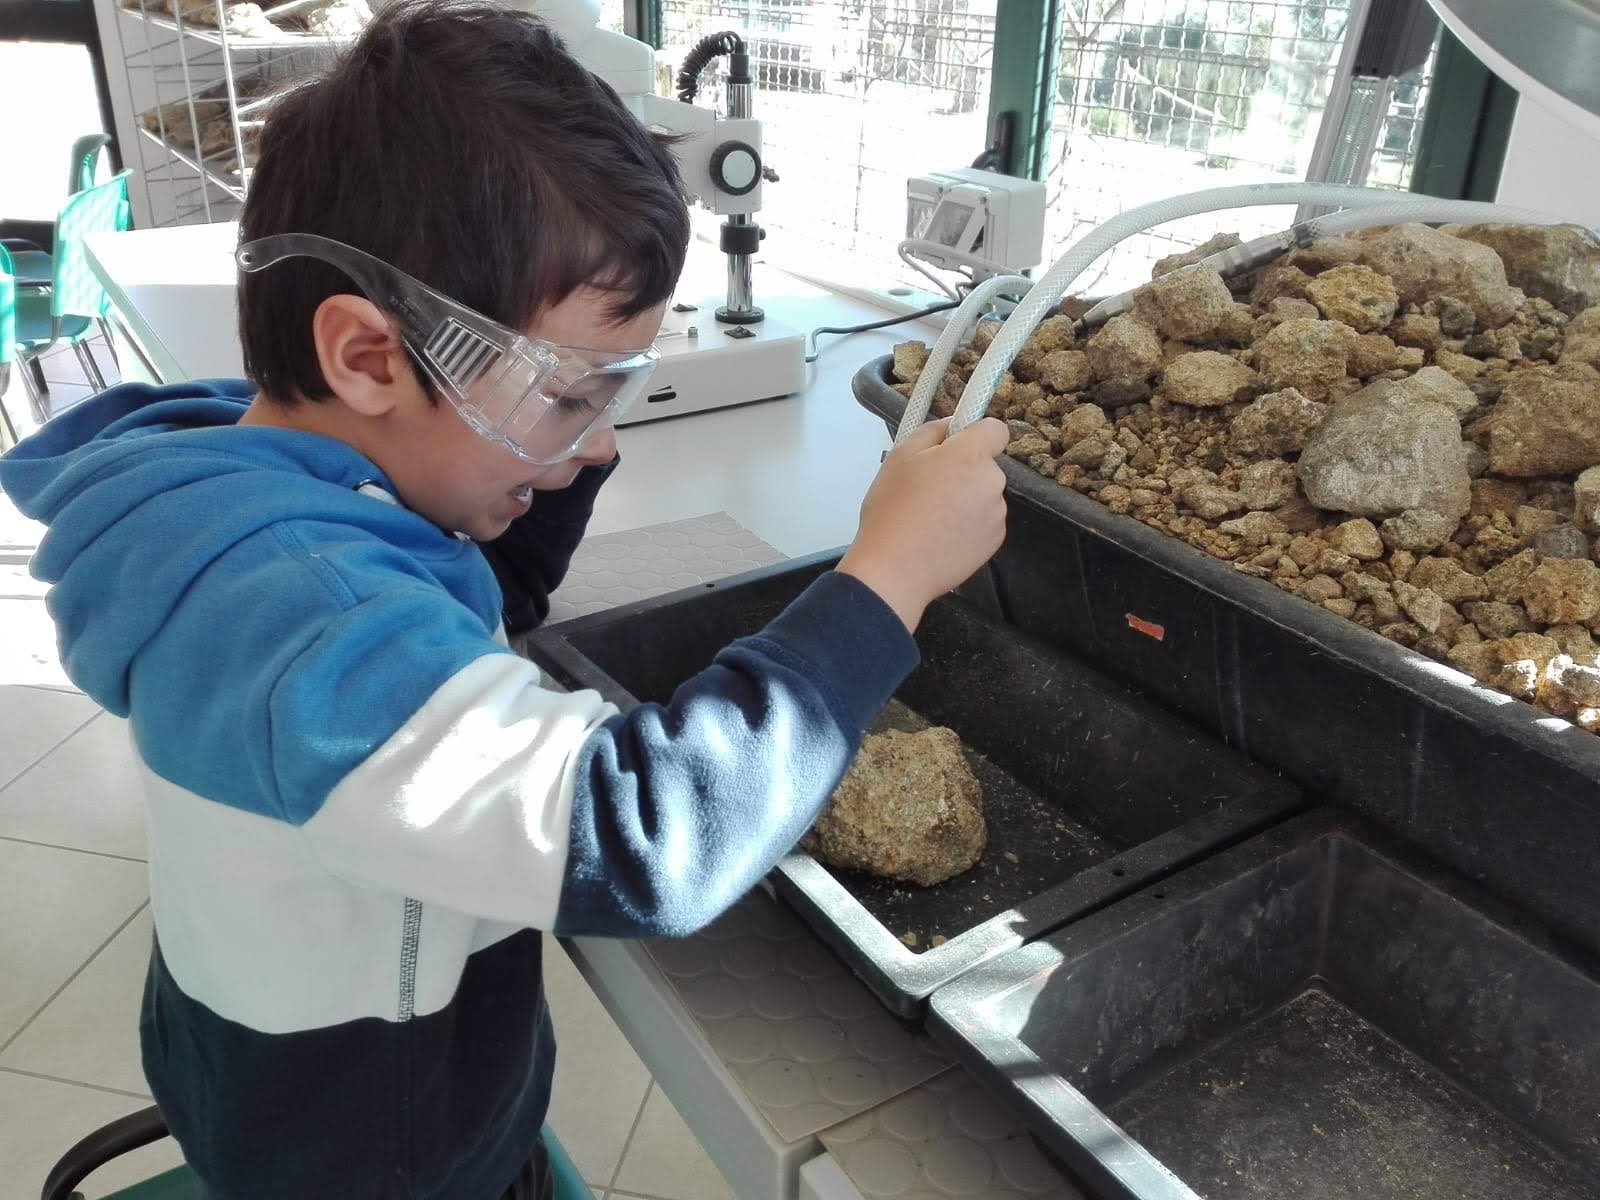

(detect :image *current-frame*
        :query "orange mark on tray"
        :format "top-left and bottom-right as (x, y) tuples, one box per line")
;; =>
(1126, 614), (1166, 641)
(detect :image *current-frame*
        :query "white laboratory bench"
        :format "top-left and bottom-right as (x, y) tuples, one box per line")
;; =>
(82, 224), (948, 1200)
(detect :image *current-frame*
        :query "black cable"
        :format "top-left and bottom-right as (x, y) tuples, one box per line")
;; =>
(676, 31), (747, 103)
(804, 299), (961, 364)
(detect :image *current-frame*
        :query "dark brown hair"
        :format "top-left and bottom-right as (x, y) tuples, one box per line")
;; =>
(237, 0), (689, 403)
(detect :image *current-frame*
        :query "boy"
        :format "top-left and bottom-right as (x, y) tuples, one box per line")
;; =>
(0, 3), (1007, 1197)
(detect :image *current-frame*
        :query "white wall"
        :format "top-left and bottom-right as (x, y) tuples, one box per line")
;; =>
(1496, 98), (1600, 227)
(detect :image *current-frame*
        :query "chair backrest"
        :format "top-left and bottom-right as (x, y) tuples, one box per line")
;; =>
(70, 133), (114, 195)
(0, 244), (14, 367)
(51, 169), (133, 322)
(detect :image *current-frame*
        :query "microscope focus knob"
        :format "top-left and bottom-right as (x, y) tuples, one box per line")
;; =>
(710, 141), (761, 196)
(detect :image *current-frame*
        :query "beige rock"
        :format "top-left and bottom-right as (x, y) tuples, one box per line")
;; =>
(1390, 313), (1444, 351)
(1560, 307), (1600, 371)
(1521, 558), (1600, 625)
(1356, 223), (1521, 327)
(1086, 316), (1163, 384)
(892, 341), (929, 384)
(1433, 351), (1485, 384)
(1250, 261), (1313, 307)
(1327, 518), (1384, 561)
(1182, 485), (1247, 521)
(1039, 350), (1094, 395)
(1576, 466), (1600, 536)
(1305, 264), (1400, 333)
(1445, 223), (1600, 317)
(1254, 319), (1350, 401)
(1486, 370), (1600, 477)
(1239, 459), (1300, 511)
(1463, 600), (1537, 640)
(1486, 549), (1543, 605)
(1394, 580), (1446, 633)
(1162, 351), (1259, 409)
(1347, 333), (1399, 379)
(1134, 267), (1237, 342)
(1379, 509), (1459, 554)
(1299, 575), (1344, 604)
(1058, 403), (1109, 447)
(805, 727), (985, 888)
(1230, 388), (1329, 458)
(1219, 511), (1287, 546)
(1407, 556), (1489, 604)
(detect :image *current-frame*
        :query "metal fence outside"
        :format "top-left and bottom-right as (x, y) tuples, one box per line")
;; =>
(1045, 0), (1435, 292)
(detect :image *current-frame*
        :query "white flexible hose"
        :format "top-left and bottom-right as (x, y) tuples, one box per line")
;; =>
(934, 183), (1573, 435)
(897, 273), (1033, 442)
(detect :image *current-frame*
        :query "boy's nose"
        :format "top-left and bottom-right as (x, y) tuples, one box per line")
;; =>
(576, 427), (618, 465)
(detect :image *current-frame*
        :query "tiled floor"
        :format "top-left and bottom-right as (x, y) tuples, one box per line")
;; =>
(0, 457), (737, 1197)
(1, 333), (115, 451)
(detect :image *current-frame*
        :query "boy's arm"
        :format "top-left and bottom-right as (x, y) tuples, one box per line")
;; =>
(276, 570), (916, 937)
(479, 457), (618, 636)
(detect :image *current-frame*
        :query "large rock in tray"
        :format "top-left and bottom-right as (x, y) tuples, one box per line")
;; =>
(1485, 370), (1600, 477)
(1444, 223), (1600, 317)
(1297, 379), (1472, 520)
(1133, 267), (1237, 342)
(804, 727), (986, 888)
(1161, 351), (1258, 408)
(1252, 319), (1350, 401)
(1354, 223), (1521, 328)
(1305, 264), (1399, 333)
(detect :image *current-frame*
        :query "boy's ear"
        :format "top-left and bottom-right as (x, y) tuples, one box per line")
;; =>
(311, 294), (419, 416)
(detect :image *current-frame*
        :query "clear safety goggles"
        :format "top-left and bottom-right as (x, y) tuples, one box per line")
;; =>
(235, 233), (658, 464)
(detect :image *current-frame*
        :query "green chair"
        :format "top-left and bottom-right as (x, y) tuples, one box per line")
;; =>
(1, 245), (18, 447)
(11, 169), (133, 423)
(42, 1104), (592, 1200)
(3, 134), (116, 287)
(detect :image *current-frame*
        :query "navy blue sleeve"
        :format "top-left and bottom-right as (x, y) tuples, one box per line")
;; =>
(555, 570), (920, 938)
(481, 457), (618, 635)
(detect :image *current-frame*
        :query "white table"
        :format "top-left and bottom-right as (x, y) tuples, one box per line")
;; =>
(85, 223), (941, 1200)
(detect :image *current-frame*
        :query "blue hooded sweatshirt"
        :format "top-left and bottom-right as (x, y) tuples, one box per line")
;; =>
(0, 381), (918, 1200)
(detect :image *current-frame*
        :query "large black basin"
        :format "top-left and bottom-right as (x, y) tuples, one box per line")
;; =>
(528, 553), (1301, 1017)
(931, 809), (1600, 1200)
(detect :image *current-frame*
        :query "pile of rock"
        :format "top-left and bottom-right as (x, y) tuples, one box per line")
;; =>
(894, 221), (1600, 733)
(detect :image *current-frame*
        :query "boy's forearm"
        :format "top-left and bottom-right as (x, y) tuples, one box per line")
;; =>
(482, 456), (618, 635)
(554, 570), (919, 939)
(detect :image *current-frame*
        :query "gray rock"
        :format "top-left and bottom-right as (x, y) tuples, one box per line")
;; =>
(1575, 465), (1600, 535)
(1533, 524), (1592, 560)
(1239, 459), (1300, 510)
(1356, 224), (1520, 328)
(1444, 223), (1600, 317)
(1381, 509), (1460, 554)
(1298, 380), (1472, 520)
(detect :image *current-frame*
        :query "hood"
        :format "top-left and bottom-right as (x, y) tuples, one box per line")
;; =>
(0, 381), (484, 713)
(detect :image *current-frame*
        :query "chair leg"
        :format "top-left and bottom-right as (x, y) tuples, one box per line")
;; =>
(97, 317), (122, 369)
(21, 353), (48, 424)
(74, 339), (109, 393)
(0, 365), (17, 447)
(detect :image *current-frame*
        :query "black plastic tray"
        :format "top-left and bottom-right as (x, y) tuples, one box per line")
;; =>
(930, 808), (1600, 1200)
(855, 355), (1600, 959)
(527, 553), (1302, 1017)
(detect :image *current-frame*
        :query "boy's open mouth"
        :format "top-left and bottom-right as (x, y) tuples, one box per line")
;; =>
(510, 485), (533, 504)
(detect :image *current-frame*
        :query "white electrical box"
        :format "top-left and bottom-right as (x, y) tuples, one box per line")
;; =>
(905, 167), (1047, 276)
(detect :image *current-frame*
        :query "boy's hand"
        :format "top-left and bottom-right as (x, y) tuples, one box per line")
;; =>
(839, 418), (1009, 633)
